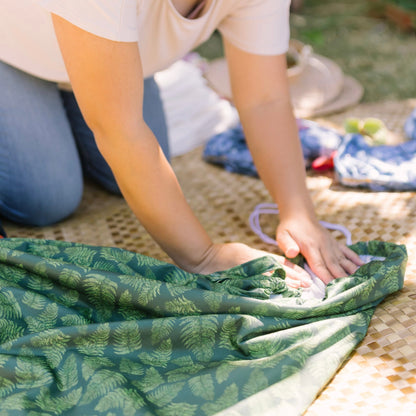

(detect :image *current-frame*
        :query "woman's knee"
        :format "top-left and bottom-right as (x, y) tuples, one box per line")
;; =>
(0, 175), (83, 227)
(0, 62), (84, 226)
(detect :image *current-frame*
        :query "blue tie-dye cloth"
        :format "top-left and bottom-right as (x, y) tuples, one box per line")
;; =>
(203, 109), (416, 191)
(203, 123), (258, 177)
(203, 120), (341, 176)
(334, 133), (416, 191)
(335, 108), (416, 191)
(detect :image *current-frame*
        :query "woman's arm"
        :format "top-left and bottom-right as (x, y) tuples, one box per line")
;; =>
(51, 15), (313, 285)
(51, 15), (213, 270)
(223, 38), (363, 284)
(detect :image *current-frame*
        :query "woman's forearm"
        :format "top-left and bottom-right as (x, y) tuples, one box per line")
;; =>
(224, 42), (316, 223)
(51, 16), (214, 270)
(238, 98), (316, 222)
(95, 123), (213, 270)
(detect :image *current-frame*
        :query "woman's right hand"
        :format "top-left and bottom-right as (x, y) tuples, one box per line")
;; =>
(188, 242), (313, 289)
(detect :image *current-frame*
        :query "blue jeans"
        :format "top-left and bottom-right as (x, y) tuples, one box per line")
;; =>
(0, 61), (169, 226)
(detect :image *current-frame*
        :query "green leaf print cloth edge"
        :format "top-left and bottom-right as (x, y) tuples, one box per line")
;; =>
(0, 238), (407, 416)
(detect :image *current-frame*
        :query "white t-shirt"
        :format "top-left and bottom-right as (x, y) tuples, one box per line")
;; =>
(0, 0), (291, 82)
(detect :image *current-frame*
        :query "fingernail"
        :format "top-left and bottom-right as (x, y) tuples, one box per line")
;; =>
(285, 248), (298, 258)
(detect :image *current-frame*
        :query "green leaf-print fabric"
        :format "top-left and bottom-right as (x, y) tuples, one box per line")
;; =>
(0, 238), (407, 416)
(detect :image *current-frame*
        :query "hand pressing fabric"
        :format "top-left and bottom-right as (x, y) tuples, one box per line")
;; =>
(189, 242), (313, 289)
(276, 217), (364, 285)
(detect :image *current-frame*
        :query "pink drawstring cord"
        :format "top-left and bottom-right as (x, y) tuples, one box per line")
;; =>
(249, 203), (352, 247)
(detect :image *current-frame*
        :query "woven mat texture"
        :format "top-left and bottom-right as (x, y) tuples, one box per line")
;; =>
(4, 99), (416, 415)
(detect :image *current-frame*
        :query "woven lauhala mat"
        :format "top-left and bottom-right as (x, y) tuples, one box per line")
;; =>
(4, 99), (416, 415)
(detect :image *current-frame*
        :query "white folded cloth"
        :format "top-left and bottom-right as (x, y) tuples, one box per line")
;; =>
(155, 59), (239, 157)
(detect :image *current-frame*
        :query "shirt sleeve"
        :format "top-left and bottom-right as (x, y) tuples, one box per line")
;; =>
(35, 0), (138, 42)
(217, 0), (291, 56)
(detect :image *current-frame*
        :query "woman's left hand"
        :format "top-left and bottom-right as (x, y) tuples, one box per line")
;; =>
(276, 216), (364, 284)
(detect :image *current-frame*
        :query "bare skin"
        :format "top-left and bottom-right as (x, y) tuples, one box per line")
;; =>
(172, 0), (210, 18)
(223, 39), (364, 284)
(51, 13), (363, 289)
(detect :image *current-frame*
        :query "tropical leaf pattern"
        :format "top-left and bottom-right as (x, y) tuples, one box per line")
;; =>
(0, 238), (407, 415)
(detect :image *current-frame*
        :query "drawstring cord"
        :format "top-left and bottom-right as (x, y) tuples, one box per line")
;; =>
(249, 203), (352, 247)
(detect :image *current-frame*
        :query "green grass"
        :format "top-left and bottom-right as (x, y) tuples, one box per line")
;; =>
(196, 0), (416, 103)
